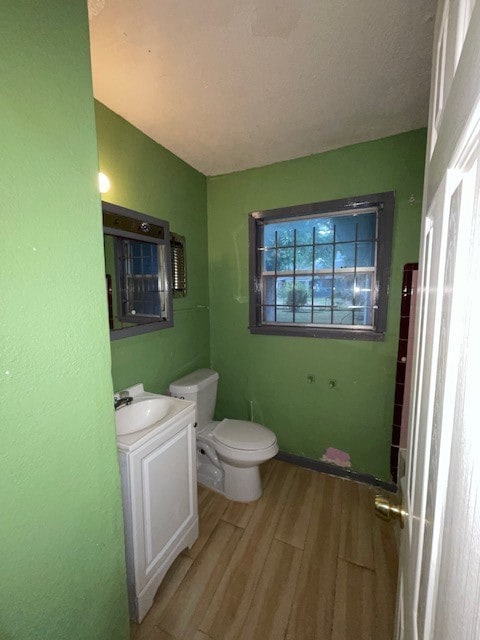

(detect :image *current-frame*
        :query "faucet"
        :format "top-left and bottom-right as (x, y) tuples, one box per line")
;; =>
(114, 391), (133, 410)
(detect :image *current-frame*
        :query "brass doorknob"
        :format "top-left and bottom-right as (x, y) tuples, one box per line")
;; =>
(374, 495), (407, 528)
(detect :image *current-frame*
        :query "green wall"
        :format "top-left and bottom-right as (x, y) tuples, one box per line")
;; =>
(207, 130), (426, 480)
(95, 102), (210, 394)
(0, 2), (426, 636)
(0, 2), (129, 639)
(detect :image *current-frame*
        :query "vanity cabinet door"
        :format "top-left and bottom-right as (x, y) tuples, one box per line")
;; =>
(130, 418), (197, 592)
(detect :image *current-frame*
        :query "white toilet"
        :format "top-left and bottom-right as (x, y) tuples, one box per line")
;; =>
(169, 369), (278, 502)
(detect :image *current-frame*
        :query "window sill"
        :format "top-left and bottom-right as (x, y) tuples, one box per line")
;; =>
(110, 319), (173, 340)
(248, 324), (385, 341)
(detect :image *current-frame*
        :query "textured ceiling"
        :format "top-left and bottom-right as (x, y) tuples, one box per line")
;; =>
(88, 0), (436, 176)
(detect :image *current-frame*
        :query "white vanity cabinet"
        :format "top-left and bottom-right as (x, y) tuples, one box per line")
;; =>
(117, 398), (198, 622)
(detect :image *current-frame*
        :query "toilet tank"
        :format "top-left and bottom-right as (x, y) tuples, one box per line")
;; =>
(169, 369), (219, 429)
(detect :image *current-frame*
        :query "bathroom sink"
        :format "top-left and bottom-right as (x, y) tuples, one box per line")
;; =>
(115, 397), (172, 436)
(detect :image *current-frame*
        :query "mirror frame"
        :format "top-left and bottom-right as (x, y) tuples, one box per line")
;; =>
(102, 201), (174, 340)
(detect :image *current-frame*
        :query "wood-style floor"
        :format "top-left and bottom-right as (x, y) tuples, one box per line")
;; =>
(130, 459), (398, 640)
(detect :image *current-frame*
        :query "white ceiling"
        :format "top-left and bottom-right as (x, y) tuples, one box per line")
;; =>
(88, 0), (437, 176)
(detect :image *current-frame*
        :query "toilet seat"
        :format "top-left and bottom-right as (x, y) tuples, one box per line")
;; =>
(213, 419), (277, 451)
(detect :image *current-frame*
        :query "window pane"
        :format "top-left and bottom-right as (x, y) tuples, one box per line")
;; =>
(132, 241), (142, 257)
(357, 241), (375, 267)
(333, 310), (354, 325)
(313, 275), (333, 302)
(278, 224), (295, 247)
(263, 221), (294, 247)
(133, 257), (143, 274)
(276, 306), (293, 322)
(276, 277), (293, 305)
(353, 308), (373, 326)
(293, 306), (312, 323)
(276, 278), (312, 314)
(129, 241), (159, 274)
(333, 213), (377, 243)
(314, 244), (333, 269)
(333, 241), (376, 269)
(296, 246), (313, 271)
(293, 278), (312, 305)
(263, 222), (293, 247)
(295, 219), (316, 245)
(263, 276), (276, 306)
(314, 218), (335, 244)
(265, 219), (323, 248)
(262, 305), (275, 322)
(263, 248), (276, 272)
(313, 307), (333, 324)
(263, 225), (280, 248)
(334, 243), (355, 269)
(333, 216), (357, 242)
(356, 212), (377, 241)
(145, 245), (158, 274)
(277, 248), (294, 271)
(333, 274), (354, 307)
(354, 273), (373, 307)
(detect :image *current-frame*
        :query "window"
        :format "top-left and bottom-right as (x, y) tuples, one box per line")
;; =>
(249, 192), (394, 340)
(116, 238), (168, 321)
(103, 202), (173, 340)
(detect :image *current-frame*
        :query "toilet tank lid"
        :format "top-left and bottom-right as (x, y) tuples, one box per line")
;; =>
(170, 368), (219, 394)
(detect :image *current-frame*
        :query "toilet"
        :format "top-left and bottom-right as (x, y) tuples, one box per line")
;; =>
(169, 369), (278, 502)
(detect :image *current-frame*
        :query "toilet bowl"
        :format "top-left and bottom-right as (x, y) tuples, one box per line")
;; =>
(209, 418), (277, 502)
(169, 369), (278, 502)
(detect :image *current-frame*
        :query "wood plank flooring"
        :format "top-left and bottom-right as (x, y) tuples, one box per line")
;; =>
(130, 459), (398, 640)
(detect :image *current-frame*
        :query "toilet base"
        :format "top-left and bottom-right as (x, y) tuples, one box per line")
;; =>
(197, 463), (263, 503)
(197, 437), (224, 494)
(222, 462), (262, 502)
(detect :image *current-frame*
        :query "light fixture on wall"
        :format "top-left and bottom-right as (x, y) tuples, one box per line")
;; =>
(98, 172), (111, 194)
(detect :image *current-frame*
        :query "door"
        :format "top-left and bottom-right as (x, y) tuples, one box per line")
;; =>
(131, 421), (197, 592)
(396, 1), (480, 638)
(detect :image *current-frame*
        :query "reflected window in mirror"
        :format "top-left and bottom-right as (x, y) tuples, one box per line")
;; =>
(103, 201), (173, 340)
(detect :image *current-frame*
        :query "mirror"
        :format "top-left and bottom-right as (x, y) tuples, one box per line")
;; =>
(103, 201), (173, 340)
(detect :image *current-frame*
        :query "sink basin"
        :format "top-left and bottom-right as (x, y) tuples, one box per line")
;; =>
(115, 397), (172, 436)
